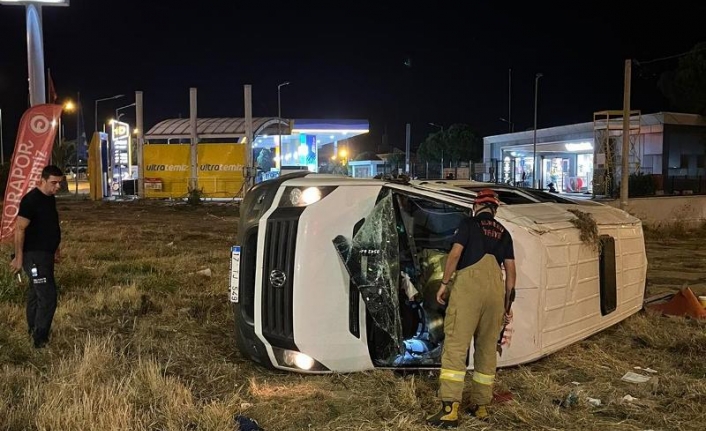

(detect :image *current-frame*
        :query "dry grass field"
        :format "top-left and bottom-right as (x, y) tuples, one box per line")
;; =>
(0, 199), (704, 430)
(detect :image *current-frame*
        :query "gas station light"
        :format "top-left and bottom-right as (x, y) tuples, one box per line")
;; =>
(0, 1), (69, 5)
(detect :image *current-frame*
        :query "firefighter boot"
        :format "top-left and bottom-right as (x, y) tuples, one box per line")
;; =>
(426, 401), (460, 428)
(467, 404), (489, 421)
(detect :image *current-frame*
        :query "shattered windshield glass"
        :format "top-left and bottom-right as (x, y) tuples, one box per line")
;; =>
(332, 191), (403, 363)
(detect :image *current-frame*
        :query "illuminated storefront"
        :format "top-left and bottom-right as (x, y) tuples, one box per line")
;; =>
(497, 140), (595, 192)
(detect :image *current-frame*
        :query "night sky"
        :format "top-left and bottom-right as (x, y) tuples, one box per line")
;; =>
(0, 1), (704, 156)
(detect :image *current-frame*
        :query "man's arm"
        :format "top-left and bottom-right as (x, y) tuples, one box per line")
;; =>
(436, 243), (464, 305)
(11, 216), (30, 273)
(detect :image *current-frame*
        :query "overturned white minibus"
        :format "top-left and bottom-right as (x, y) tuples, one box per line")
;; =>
(230, 173), (647, 373)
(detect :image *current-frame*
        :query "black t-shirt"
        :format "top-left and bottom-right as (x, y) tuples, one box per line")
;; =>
(451, 212), (514, 270)
(18, 187), (61, 253)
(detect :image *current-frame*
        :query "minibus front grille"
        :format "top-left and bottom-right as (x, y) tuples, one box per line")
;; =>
(261, 207), (303, 350)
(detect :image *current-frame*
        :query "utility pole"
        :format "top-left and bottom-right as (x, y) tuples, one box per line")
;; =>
(620, 59), (632, 210)
(508, 68), (512, 132)
(189, 88), (198, 192)
(75, 92), (80, 195)
(533, 73), (543, 189)
(136, 91), (144, 198)
(405, 123), (411, 175)
(277, 81), (290, 170)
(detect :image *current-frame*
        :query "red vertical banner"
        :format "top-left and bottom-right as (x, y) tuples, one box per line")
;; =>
(0, 104), (63, 243)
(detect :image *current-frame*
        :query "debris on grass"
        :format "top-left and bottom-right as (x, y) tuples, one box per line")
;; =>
(620, 372), (651, 384)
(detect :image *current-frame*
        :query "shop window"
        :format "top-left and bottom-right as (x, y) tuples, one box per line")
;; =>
(680, 154), (690, 169)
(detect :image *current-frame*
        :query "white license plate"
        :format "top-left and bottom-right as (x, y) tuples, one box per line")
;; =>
(230, 246), (241, 303)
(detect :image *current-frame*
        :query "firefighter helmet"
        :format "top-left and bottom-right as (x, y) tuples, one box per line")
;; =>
(474, 189), (500, 206)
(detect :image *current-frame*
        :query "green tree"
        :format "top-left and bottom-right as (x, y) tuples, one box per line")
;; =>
(52, 137), (77, 172)
(386, 151), (405, 171)
(446, 123), (482, 164)
(418, 130), (445, 162)
(354, 151), (380, 161)
(51, 137), (76, 192)
(418, 124), (482, 165)
(658, 42), (706, 115)
(256, 148), (273, 172)
(320, 159), (348, 175)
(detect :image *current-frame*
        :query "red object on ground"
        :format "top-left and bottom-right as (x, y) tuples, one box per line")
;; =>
(647, 287), (706, 319)
(492, 391), (514, 404)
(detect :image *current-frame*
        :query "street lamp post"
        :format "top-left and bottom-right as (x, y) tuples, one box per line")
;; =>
(57, 99), (76, 166)
(277, 81), (290, 170)
(499, 117), (514, 133)
(74, 92), (81, 195)
(94, 94), (124, 134)
(115, 102), (136, 123)
(533, 73), (543, 189)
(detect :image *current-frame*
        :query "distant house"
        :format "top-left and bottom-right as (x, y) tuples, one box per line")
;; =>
(349, 149), (413, 178)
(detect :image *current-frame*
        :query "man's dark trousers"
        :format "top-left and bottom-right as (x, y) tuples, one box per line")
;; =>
(23, 251), (57, 346)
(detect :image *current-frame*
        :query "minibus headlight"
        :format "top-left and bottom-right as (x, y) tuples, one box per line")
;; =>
(278, 186), (337, 207)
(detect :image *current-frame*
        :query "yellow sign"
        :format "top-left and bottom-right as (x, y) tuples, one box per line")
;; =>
(143, 143), (246, 198)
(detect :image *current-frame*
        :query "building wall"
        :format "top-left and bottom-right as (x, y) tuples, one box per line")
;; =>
(602, 195), (706, 228)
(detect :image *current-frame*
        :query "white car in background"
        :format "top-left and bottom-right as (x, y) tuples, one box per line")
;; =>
(230, 173), (647, 373)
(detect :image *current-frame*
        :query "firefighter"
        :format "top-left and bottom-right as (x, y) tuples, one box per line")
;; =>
(426, 189), (516, 427)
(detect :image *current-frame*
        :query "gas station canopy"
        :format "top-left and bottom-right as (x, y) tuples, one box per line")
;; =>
(145, 117), (290, 141)
(145, 117), (369, 151)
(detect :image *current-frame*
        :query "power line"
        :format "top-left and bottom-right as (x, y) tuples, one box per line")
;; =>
(635, 45), (706, 66)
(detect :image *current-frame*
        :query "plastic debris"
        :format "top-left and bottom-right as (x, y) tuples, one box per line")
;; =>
(646, 286), (706, 319)
(621, 394), (638, 403)
(400, 271), (418, 300)
(633, 366), (658, 374)
(196, 268), (212, 277)
(620, 372), (651, 384)
(555, 390), (580, 408)
(587, 397), (601, 407)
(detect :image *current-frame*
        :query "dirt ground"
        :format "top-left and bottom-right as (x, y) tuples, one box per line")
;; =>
(0, 199), (704, 431)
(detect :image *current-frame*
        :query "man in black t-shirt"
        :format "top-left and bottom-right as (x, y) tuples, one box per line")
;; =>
(426, 189), (516, 427)
(10, 165), (64, 349)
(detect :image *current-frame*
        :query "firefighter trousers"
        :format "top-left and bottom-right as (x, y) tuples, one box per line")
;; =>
(438, 253), (505, 405)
